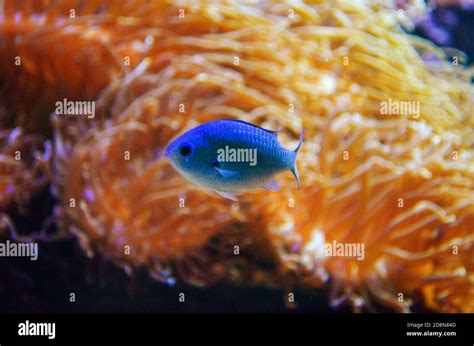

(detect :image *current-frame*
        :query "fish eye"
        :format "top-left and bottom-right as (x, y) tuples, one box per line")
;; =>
(178, 143), (193, 157)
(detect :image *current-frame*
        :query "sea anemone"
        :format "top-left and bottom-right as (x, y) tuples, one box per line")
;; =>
(0, 128), (49, 214)
(1, 0), (473, 312)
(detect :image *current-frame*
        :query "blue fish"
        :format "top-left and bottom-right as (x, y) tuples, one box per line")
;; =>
(165, 119), (304, 201)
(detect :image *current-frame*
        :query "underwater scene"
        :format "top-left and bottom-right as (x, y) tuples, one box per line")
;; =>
(0, 0), (473, 329)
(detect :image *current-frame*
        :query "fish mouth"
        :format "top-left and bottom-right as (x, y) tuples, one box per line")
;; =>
(164, 147), (171, 159)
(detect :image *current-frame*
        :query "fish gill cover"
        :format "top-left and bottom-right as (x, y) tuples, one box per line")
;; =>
(0, 0), (473, 313)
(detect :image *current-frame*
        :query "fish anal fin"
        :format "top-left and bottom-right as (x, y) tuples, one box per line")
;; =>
(263, 179), (280, 191)
(215, 191), (239, 201)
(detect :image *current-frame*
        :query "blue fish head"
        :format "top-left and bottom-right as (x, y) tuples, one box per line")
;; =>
(164, 129), (212, 178)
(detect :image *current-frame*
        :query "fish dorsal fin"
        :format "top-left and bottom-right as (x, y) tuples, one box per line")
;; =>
(222, 119), (281, 136)
(273, 126), (282, 138)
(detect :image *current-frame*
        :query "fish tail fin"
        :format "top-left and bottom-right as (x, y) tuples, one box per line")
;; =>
(294, 128), (304, 154)
(291, 164), (300, 190)
(290, 128), (304, 190)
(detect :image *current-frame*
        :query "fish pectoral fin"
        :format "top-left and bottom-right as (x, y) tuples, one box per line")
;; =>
(215, 191), (239, 201)
(263, 179), (280, 191)
(214, 166), (239, 179)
